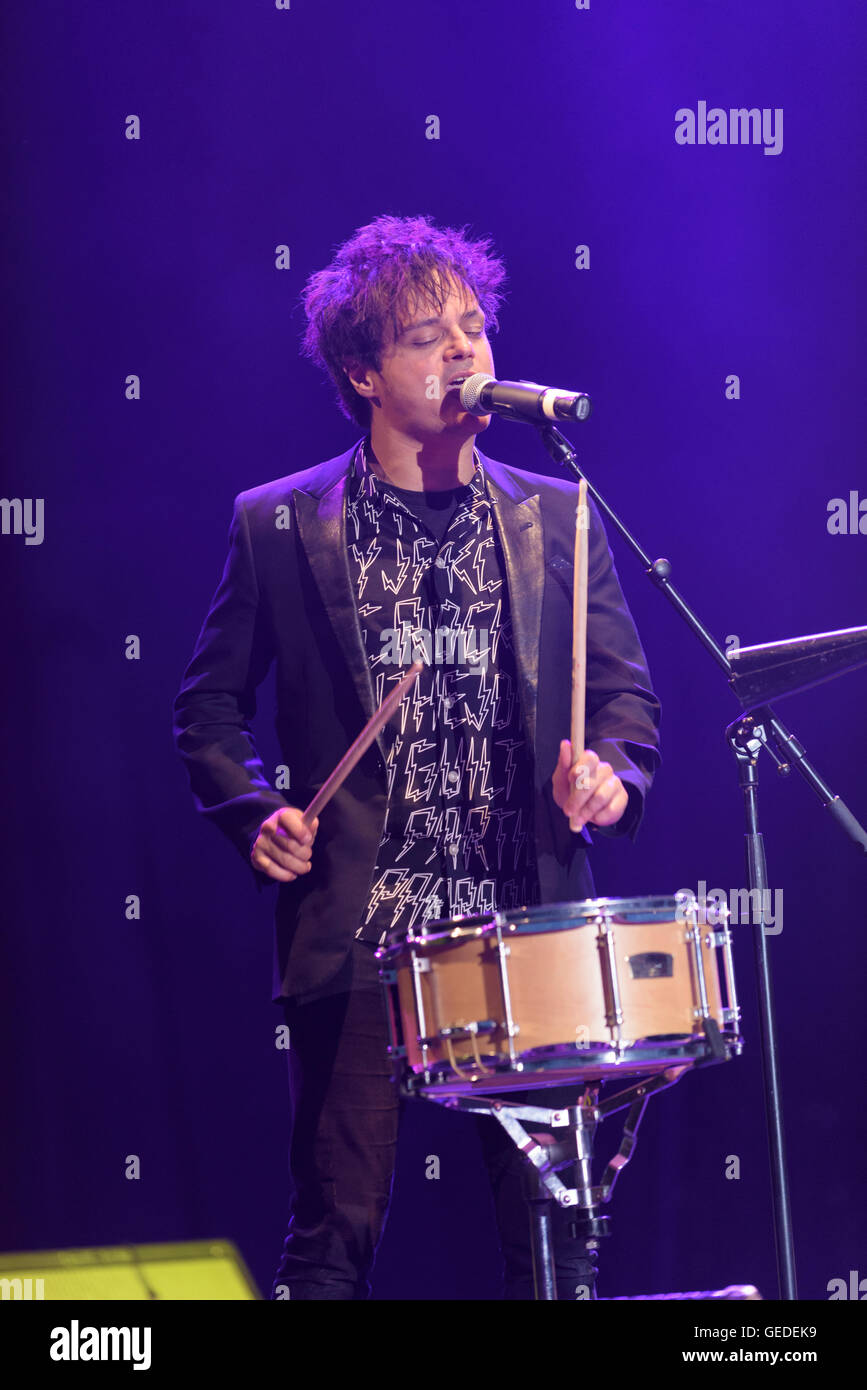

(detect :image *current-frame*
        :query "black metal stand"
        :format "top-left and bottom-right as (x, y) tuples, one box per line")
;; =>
(727, 714), (798, 1303)
(440, 1066), (694, 1300)
(534, 421), (867, 1300)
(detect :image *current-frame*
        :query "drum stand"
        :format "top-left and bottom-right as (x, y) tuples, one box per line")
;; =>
(438, 1064), (691, 1301)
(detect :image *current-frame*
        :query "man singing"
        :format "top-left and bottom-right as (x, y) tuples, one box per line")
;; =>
(173, 214), (661, 1300)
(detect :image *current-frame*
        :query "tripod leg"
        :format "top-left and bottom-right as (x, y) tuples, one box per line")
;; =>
(522, 1163), (557, 1301)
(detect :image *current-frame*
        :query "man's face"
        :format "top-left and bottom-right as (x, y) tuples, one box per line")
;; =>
(349, 278), (496, 441)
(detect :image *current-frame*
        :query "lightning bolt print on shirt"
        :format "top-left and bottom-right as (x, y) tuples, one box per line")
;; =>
(346, 441), (540, 945)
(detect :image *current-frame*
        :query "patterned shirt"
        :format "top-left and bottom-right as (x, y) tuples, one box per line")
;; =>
(346, 439), (540, 946)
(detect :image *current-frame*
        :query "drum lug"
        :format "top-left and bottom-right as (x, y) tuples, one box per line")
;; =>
(378, 958), (408, 1070)
(494, 924), (519, 1066)
(684, 921), (712, 1022)
(408, 947), (430, 1071)
(717, 924), (741, 1035)
(595, 916), (624, 1051)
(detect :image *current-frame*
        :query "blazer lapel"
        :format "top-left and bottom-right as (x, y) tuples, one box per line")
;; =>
(481, 455), (544, 754)
(292, 452), (386, 760)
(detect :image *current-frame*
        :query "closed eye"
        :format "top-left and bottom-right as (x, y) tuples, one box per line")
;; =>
(411, 327), (486, 347)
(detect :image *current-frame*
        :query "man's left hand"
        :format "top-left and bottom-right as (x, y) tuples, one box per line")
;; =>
(552, 740), (629, 831)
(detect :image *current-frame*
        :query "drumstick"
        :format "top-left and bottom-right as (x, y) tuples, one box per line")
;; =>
(302, 660), (423, 826)
(570, 481), (588, 833)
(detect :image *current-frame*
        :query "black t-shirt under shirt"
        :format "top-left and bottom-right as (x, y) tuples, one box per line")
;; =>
(376, 479), (473, 547)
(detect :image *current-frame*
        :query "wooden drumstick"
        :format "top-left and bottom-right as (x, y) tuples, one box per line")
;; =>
(570, 481), (589, 833)
(302, 660), (423, 826)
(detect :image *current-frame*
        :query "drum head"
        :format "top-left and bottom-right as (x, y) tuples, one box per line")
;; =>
(383, 895), (687, 952)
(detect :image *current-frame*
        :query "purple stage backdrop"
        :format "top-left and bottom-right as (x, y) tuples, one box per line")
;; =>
(1, 1), (865, 1303)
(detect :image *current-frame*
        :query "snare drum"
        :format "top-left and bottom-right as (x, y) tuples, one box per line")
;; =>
(378, 895), (742, 1095)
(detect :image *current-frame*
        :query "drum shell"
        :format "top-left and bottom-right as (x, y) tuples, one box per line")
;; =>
(391, 918), (724, 1073)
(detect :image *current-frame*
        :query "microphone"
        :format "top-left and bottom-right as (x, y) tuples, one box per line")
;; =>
(459, 373), (592, 424)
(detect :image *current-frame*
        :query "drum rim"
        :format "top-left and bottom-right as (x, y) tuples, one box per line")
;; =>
(383, 894), (695, 950)
(400, 1034), (742, 1096)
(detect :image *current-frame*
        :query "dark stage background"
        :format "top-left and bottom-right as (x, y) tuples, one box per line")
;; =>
(2, 1), (865, 1302)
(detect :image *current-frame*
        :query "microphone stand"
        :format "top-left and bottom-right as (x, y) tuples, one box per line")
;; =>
(535, 421), (867, 1302)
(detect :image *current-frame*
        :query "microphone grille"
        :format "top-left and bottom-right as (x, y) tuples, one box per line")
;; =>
(459, 372), (495, 412)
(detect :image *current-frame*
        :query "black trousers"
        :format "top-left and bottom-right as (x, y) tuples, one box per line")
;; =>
(270, 939), (599, 1301)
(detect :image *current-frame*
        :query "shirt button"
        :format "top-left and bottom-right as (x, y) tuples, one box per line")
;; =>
(447, 770), (460, 784)
(435, 555), (447, 569)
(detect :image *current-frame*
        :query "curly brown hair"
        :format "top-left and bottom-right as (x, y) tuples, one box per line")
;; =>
(301, 214), (507, 427)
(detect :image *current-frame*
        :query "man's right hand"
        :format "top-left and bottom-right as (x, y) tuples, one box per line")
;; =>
(251, 807), (319, 882)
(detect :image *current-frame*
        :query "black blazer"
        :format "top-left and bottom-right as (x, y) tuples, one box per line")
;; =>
(173, 444), (662, 1000)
